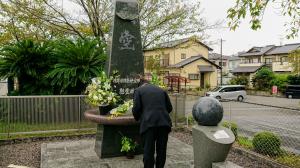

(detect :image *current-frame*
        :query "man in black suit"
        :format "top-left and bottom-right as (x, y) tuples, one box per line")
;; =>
(132, 80), (173, 168)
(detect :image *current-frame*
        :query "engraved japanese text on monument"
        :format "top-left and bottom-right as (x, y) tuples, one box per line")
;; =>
(119, 30), (135, 50)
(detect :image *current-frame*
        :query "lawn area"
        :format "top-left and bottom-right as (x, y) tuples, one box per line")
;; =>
(0, 129), (96, 140)
(0, 121), (96, 140)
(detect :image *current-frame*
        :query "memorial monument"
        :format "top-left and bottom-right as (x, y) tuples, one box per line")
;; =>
(85, 0), (144, 158)
(106, 0), (144, 99)
(192, 97), (239, 168)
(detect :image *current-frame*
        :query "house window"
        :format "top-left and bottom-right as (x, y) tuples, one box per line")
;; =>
(247, 59), (253, 63)
(181, 53), (186, 59)
(280, 56), (288, 64)
(160, 71), (169, 76)
(188, 74), (200, 80)
(160, 54), (170, 67)
(265, 58), (272, 64)
(219, 62), (226, 66)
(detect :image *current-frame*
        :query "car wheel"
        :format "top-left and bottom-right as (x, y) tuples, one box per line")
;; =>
(288, 95), (293, 99)
(216, 96), (221, 100)
(237, 96), (244, 102)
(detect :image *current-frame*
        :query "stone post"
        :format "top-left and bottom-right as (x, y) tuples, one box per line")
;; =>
(192, 97), (236, 168)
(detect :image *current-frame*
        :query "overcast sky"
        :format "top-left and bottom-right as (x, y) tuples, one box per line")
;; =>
(61, 0), (300, 56)
(201, 0), (300, 55)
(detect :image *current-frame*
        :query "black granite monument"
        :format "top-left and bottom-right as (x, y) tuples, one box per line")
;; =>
(106, 0), (144, 99)
(94, 0), (144, 158)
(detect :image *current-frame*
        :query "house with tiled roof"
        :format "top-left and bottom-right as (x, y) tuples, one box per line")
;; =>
(208, 53), (232, 85)
(232, 43), (300, 86)
(208, 53), (231, 74)
(143, 36), (220, 89)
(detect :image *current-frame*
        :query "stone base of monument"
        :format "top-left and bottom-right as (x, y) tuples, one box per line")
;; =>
(95, 124), (143, 158)
(85, 109), (143, 158)
(193, 125), (235, 168)
(212, 161), (243, 168)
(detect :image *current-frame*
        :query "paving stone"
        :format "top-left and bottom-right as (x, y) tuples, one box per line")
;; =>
(41, 136), (194, 168)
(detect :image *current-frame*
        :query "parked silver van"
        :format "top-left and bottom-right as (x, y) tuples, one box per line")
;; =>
(205, 85), (246, 101)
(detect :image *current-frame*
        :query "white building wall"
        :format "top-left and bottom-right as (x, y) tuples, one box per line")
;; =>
(0, 79), (7, 96)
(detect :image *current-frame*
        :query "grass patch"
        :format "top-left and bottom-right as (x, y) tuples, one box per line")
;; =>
(237, 136), (253, 149)
(0, 121), (96, 140)
(276, 152), (300, 168)
(0, 121), (96, 133)
(0, 129), (96, 140)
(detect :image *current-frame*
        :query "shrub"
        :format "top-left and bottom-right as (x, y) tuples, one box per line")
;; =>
(252, 67), (275, 91)
(205, 82), (211, 90)
(271, 74), (289, 92)
(221, 121), (238, 138)
(0, 39), (56, 95)
(229, 75), (248, 86)
(253, 131), (281, 156)
(186, 115), (195, 125)
(287, 74), (300, 85)
(48, 38), (107, 94)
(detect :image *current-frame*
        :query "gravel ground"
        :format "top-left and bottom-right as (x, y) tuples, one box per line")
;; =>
(0, 136), (95, 168)
(0, 141), (42, 168)
(0, 131), (289, 168)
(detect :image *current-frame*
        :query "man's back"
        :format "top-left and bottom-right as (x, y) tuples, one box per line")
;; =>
(132, 84), (173, 134)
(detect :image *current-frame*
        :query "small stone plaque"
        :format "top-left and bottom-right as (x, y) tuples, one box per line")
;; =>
(213, 130), (230, 139)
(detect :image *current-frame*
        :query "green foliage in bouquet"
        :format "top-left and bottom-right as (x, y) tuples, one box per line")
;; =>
(110, 100), (133, 118)
(85, 71), (119, 106)
(120, 136), (138, 153)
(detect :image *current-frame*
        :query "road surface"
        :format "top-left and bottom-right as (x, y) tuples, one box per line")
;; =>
(175, 95), (300, 154)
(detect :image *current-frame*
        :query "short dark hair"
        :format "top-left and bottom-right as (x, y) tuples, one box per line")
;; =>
(138, 78), (150, 87)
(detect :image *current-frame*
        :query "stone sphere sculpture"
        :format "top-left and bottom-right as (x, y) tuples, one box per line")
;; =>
(192, 97), (223, 126)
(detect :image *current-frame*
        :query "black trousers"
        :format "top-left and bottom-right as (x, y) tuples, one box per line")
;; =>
(142, 126), (170, 168)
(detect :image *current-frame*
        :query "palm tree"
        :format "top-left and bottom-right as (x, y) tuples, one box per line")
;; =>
(48, 38), (107, 94)
(0, 40), (55, 95)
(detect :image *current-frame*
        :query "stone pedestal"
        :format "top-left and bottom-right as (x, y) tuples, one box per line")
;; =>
(192, 125), (235, 168)
(95, 124), (143, 158)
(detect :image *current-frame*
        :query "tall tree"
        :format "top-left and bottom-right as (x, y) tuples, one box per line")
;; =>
(227, 0), (300, 39)
(0, 0), (68, 44)
(0, 0), (219, 47)
(145, 56), (162, 73)
(288, 49), (300, 74)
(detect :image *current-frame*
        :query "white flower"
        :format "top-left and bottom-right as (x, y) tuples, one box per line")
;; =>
(93, 95), (98, 100)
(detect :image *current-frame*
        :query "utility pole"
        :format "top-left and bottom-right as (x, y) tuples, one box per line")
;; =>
(220, 39), (224, 86)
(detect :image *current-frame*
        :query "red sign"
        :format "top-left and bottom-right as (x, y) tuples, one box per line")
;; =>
(272, 86), (278, 94)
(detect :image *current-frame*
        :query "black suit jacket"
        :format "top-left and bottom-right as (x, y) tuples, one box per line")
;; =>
(132, 84), (173, 134)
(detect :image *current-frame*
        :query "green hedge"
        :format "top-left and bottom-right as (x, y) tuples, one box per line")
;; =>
(253, 131), (281, 156)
